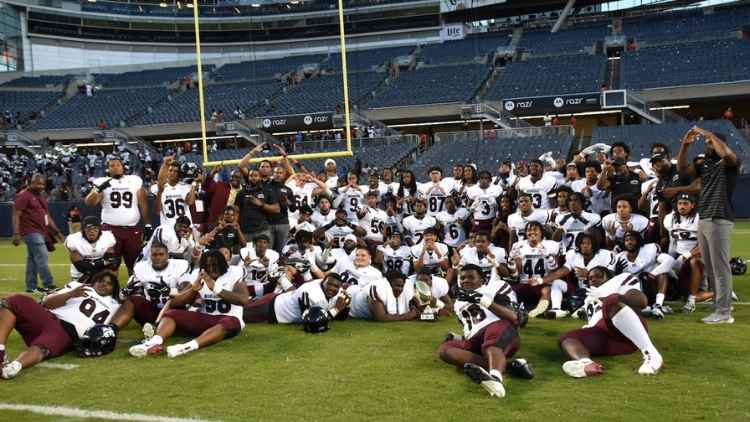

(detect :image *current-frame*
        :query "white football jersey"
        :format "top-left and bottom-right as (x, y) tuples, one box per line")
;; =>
(507, 209), (548, 242)
(130, 259), (192, 306)
(459, 246), (508, 283)
(50, 282), (121, 338)
(641, 179), (661, 219)
(159, 182), (192, 228)
(411, 242), (449, 273)
(583, 273), (642, 328)
(556, 211), (602, 251)
(571, 179), (610, 215)
(240, 247), (280, 296)
(281, 243), (322, 282)
(377, 244), (412, 276)
(331, 259), (383, 288)
(493, 174), (517, 191)
(197, 265), (245, 329)
(418, 181), (450, 216)
(454, 281), (514, 339)
(466, 184), (503, 220)
(602, 213), (650, 244)
(563, 249), (615, 288)
(359, 207), (389, 243)
(274, 280), (337, 324)
(348, 278), (414, 320)
(509, 239), (561, 283)
(64, 230), (117, 282)
(516, 174), (557, 209)
(401, 214), (437, 245)
(311, 210), (335, 229)
(95, 175), (143, 226)
(614, 244), (661, 275)
(325, 224), (355, 247)
(141, 225), (194, 261)
(436, 208), (470, 247)
(334, 187), (366, 222)
(663, 212), (699, 256)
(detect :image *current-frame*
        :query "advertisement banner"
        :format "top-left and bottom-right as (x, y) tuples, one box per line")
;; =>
(440, 24), (466, 41)
(440, 0), (506, 13)
(258, 112), (334, 132)
(501, 92), (602, 116)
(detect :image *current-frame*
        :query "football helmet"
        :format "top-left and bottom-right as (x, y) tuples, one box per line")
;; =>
(302, 306), (329, 334)
(286, 257), (311, 275)
(730, 257), (747, 276)
(315, 248), (337, 272)
(78, 324), (118, 357)
(180, 162), (199, 183)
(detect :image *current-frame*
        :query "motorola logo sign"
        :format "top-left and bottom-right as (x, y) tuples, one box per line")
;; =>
(553, 97), (564, 108)
(303, 115), (313, 126)
(504, 101), (515, 111)
(262, 118), (272, 128)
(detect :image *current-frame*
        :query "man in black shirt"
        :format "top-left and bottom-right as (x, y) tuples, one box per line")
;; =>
(208, 206), (246, 256)
(678, 127), (738, 324)
(235, 169), (279, 242)
(267, 166), (297, 252)
(597, 157), (642, 209)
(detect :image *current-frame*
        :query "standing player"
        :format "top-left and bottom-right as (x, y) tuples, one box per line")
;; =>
(466, 171), (504, 233)
(357, 191), (389, 249)
(554, 192), (602, 252)
(155, 158), (197, 228)
(571, 162), (610, 215)
(436, 196), (470, 252)
(86, 155), (151, 274)
(376, 232), (412, 276)
(402, 198), (437, 246)
(516, 159), (557, 210)
(662, 193), (704, 312)
(437, 265), (530, 399)
(507, 193), (549, 245)
(334, 172), (366, 223)
(64, 216), (119, 283)
(419, 167), (450, 217)
(559, 266), (663, 377)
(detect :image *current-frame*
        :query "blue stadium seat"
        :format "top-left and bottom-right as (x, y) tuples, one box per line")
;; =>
(518, 24), (608, 55)
(623, 5), (750, 44)
(212, 56), (324, 82)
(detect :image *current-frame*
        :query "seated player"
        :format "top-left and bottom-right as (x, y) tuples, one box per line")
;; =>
(315, 207), (366, 246)
(411, 227), (449, 275)
(559, 266), (663, 377)
(65, 216), (119, 283)
(401, 198), (438, 246)
(330, 246), (383, 288)
(348, 271), (421, 321)
(375, 231), (412, 276)
(0, 271), (124, 379)
(240, 234), (290, 299)
(544, 233), (615, 319)
(357, 190), (389, 250)
(507, 192), (548, 244)
(614, 231), (675, 319)
(407, 268), (453, 316)
(454, 231), (508, 284)
(119, 242), (192, 338)
(602, 196), (649, 250)
(128, 250), (250, 358)
(437, 264), (530, 399)
(206, 206), (246, 257)
(140, 215), (195, 262)
(662, 193), (708, 313)
(546, 185), (572, 224)
(508, 221), (563, 318)
(554, 192), (602, 252)
(243, 274), (349, 325)
(330, 233), (358, 267)
(282, 230), (325, 282)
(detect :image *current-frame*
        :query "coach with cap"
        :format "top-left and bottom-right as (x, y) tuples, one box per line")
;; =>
(597, 156), (642, 209)
(12, 174), (64, 293)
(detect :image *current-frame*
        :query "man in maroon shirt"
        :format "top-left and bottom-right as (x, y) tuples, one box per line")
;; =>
(12, 174), (64, 293)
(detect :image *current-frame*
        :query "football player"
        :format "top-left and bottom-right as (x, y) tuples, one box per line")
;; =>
(435, 196), (470, 251)
(407, 268), (453, 316)
(85, 155), (151, 274)
(140, 215), (195, 262)
(516, 159), (557, 210)
(282, 230), (325, 282)
(571, 161), (610, 215)
(401, 198), (438, 246)
(348, 271), (421, 321)
(437, 265), (529, 399)
(331, 246), (383, 288)
(547, 186), (572, 224)
(554, 192), (602, 252)
(315, 207), (365, 247)
(507, 192), (548, 245)
(64, 216), (119, 283)
(375, 231), (412, 276)
(601, 196), (649, 250)
(0, 271), (125, 379)
(418, 166), (450, 217)
(357, 191), (389, 249)
(155, 158), (197, 228)
(311, 195), (335, 229)
(129, 250), (250, 358)
(333, 172), (366, 223)
(454, 231), (509, 284)
(614, 231), (675, 319)
(662, 193), (706, 312)
(411, 227), (449, 275)
(240, 234), (290, 299)
(508, 221), (563, 318)
(559, 266), (663, 377)
(465, 171), (503, 233)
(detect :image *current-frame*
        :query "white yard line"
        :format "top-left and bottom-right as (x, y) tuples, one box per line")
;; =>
(0, 263), (69, 267)
(0, 403), (220, 422)
(36, 362), (79, 370)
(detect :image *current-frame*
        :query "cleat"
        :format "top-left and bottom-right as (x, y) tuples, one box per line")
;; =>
(702, 313), (735, 325)
(142, 323), (155, 340)
(682, 302), (696, 314)
(463, 363), (505, 398)
(1, 361), (22, 380)
(128, 342), (163, 358)
(638, 350), (663, 375)
(444, 331), (463, 342)
(167, 343), (194, 359)
(543, 309), (569, 319)
(731, 291), (739, 302)
(528, 299), (549, 319)
(508, 358), (534, 380)
(651, 305), (665, 320)
(640, 306), (652, 316)
(562, 358), (604, 378)
(570, 307), (586, 319)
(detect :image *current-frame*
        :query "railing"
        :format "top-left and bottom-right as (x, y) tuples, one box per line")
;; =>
(292, 134), (419, 151)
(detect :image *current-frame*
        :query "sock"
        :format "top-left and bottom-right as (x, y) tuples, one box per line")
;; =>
(489, 369), (503, 382)
(611, 306), (657, 356)
(687, 295), (696, 305)
(551, 280), (567, 309)
(149, 335), (164, 346)
(655, 293), (665, 307)
(186, 340), (199, 351)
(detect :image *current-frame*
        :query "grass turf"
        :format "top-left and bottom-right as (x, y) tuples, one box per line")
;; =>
(1, 224), (750, 422)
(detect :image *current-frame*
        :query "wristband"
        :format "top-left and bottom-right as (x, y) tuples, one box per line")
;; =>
(479, 295), (493, 308)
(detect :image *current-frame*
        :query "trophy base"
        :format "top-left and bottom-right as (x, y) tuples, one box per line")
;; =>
(420, 313), (436, 321)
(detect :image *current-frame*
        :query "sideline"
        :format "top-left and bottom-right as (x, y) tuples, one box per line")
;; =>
(0, 403), (221, 422)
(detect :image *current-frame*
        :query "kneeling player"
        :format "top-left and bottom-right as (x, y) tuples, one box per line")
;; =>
(65, 216), (120, 283)
(129, 250), (249, 358)
(437, 265), (530, 399)
(0, 271), (124, 379)
(348, 271), (420, 321)
(559, 266), (663, 378)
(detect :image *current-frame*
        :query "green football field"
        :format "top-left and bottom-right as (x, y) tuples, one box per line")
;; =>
(0, 225), (749, 422)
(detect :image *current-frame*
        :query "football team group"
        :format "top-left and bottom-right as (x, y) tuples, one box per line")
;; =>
(0, 125), (740, 399)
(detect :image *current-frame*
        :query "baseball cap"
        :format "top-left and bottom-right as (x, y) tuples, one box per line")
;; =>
(566, 162), (578, 168)
(676, 192), (696, 203)
(344, 234), (357, 243)
(324, 159), (336, 167)
(650, 153), (667, 163)
(82, 216), (101, 229)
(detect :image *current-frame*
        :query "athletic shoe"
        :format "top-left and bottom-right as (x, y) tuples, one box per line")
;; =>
(702, 313), (735, 325)
(562, 358), (604, 378)
(128, 342), (163, 358)
(528, 299), (549, 319)
(570, 307), (586, 320)
(167, 343), (195, 359)
(444, 331), (463, 342)
(1, 361), (22, 380)
(543, 308), (570, 319)
(142, 323), (155, 340)
(661, 305), (674, 314)
(731, 291), (740, 302)
(640, 306), (652, 316)
(651, 305), (665, 320)
(508, 358), (534, 380)
(463, 363), (505, 398)
(40, 285), (57, 293)
(682, 302), (696, 314)
(637, 350), (663, 375)
(25, 288), (45, 295)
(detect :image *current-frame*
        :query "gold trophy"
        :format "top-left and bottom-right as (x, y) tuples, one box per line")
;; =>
(414, 280), (436, 321)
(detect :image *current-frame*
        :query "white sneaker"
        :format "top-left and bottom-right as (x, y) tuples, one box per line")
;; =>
(463, 363), (505, 398)
(651, 305), (665, 320)
(142, 323), (155, 340)
(1, 361), (22, 380)
(562, 358), (604, 378)
(166, 343), (194, 359)
(637, 350), (663, 375)
(682, 301), (696, 313)
(128, 342), (163, 358)
(528, 299), (549, 319)
(543, 308), (570, 319)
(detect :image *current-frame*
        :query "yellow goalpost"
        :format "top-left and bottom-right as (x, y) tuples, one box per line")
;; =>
(191, 0), (354, 166)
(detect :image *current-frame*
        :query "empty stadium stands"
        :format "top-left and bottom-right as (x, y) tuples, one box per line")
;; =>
(621, 38), (750, 90)
(419, 32), (511, 65)
(1, 75), (70, 88)
(326, 46), (414, 71)
(266, 72), (384, 115)
(212, 56), (324, 82)
(518, 23), (608, 55)
(623, 5), (750, 44)
(0, 91), (61, 118)
(95, 65), (210, 88)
